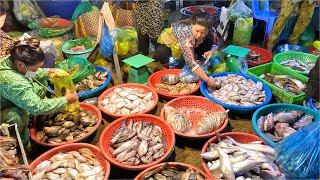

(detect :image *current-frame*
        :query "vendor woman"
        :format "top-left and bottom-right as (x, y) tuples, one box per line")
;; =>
(154, 10), (219, 88)
(0, 37), (78, 146)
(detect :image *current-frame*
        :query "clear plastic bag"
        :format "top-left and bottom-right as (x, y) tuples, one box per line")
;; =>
(179, 61), (209, 83)
(227, 0), (252, 21)
(232, 17), (253, 46)
(275, 121), (320, 179)
(13, 0), (43, 26)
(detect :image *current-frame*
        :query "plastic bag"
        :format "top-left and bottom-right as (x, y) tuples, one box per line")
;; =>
(13, 0), (42, 26)
(100, 21), (117, 58)
(232, 17), (253, 46)
(227, 0), (252, 21)
(275, 121), (320, 179)
(179, 61), (209, 83)
(114, 27), (138, 57)
(40, 40), (59, 59)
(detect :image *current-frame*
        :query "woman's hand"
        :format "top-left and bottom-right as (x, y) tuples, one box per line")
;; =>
(206, 77), (216, 88)
(65, 89), (78, 104)
(203, 50), (213, 59)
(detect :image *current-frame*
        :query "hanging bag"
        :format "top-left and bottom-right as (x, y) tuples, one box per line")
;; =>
(232, 17), (253, 46)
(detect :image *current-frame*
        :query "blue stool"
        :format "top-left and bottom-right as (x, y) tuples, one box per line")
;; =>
(252, 0), (279, 47)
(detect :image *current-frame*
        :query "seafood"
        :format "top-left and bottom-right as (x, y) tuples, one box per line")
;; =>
(140, 163), (205, 180)
(66, 64), (80, 77)
(0, 124), (30, 180)
(164, 106), (192, 133)
(261, 73), (306, 95)
(35, 108), (97, 144)
(164, 106), (227, 135)
(280, 59), (314, 72)
(32, 148), (104, 180)
(110, 119), (166, 165)
(209, 74), (267, 106)
(246, 51), (261, 62)
(75, 71), (108, 93)
(201, 136), (284, 180)
(101, 87), (155, 115)
(69, 45), (86, 52)
(258, 110), (315, 142)
(156, 82), (197, 94)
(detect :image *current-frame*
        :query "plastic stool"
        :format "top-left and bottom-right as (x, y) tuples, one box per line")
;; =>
(251, 0), (279, 47)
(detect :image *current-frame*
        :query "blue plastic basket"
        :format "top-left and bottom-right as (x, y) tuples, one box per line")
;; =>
(62, 38), (95, 59)
(252, 103), (320, 147)
(277, 44), (309, 53)
(49, 66), (111, 101)
(308, 98), (320, 112)
(200, 72), (272, 114)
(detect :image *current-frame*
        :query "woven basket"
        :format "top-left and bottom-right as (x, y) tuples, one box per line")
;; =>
(74, 11), (100, 38)
(99, 114), (175, 171)
(160, 96), (228, 139)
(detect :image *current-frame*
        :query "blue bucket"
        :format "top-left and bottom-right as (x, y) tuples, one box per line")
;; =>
(37, 0), (81, 20)
(308, 98), (320, 112)
(252, 103), (320, 147)
(200, 72), (272, 114)
(49, 66), (111, 101)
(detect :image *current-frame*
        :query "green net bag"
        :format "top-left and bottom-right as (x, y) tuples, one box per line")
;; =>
(232, 17), (253, 46)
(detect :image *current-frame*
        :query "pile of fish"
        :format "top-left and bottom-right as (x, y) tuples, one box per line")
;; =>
(164, 106), (228, 135)
(201, 136), (285, 180)
(280, 59), (314, 72)
(0, 124), (30, 180)
(36, 109), (97, 144)
(260, 73), (306, 95)
(32, 148), (104, 180)
(101, 87), (155, 116)
(246, 51), (261, 62)
(156, 82), (197, 94)
(140, 163), (205, 180)
(257, 110), (314, 142)
(75, 71), (108, 93)
(69, 45), (86, 52)
(110, 120), (166, 165)
(209, 74), (267, 106)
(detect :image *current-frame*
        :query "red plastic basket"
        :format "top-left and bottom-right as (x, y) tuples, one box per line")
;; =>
(201, 132), (264, 179)
(99, 114), (175, 171)
(160, 96), (228, 139)
(98, 83), (159, 119)
(30, 102), (102, 147)
(134, 162), (213, 180)
(29, 143), (110, 180)
(243, 46), (273, 67)
(148, 69), (200, 100)
(309, 47), (320, 56)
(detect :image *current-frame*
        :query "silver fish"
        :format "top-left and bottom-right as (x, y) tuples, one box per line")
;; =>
(233, 159), (266, 176)
(293, 115), (313, 129)
(216, 145), (235, 180)
(273, 110), (304, 123)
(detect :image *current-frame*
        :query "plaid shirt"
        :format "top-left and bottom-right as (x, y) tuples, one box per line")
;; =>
(172, 21), (219, 72)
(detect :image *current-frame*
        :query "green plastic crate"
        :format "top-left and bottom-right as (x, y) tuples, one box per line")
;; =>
(273, 51), (318, 76)
(247, 62), (308, 104)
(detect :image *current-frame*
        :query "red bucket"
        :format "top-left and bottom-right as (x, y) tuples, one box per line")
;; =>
(243, 46), (273, 67)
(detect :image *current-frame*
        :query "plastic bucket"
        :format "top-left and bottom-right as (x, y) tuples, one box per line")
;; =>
(37, 0), (81, 20)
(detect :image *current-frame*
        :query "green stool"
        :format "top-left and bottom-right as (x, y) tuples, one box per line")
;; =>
(123, 54), (154, 85)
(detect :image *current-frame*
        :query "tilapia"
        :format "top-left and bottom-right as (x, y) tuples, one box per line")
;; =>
(210, 75), (267, 106)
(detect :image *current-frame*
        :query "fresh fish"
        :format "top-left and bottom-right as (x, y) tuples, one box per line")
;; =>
(216, 146), (235, 180)
(263, 113), (274, 132)
(226, 136), (275, 156)
(280, 59), (314, 72)
(112, 139), (138, 156)
(264, 133), (283, 142)
(196, 110), (229, 134)
(274, 123), (296, 137)
(164, 106), (192, 133)
(273, 110), (304, 123)
(293, 115), (314, 129)
(257, 116), (265, 131)
(233, 159), (266, 176)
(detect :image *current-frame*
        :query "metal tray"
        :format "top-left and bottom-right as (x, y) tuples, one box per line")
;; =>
(1, 124), (32, 180)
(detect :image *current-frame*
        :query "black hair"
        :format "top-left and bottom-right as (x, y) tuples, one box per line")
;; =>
(190, 10), (214, 29)
(10, 37), (45, 66)
(0, 3), (6, 16)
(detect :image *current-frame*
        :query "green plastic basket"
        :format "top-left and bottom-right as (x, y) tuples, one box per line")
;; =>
(247, 62), (308, 104)
(273, 51), (318, 76)
(62, 38), (95, 59)
(55, 57), (95, 83)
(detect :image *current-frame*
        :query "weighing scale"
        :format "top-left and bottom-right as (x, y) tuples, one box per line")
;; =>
(123, 54), (154, 84)
(222, 45), (250, 74)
